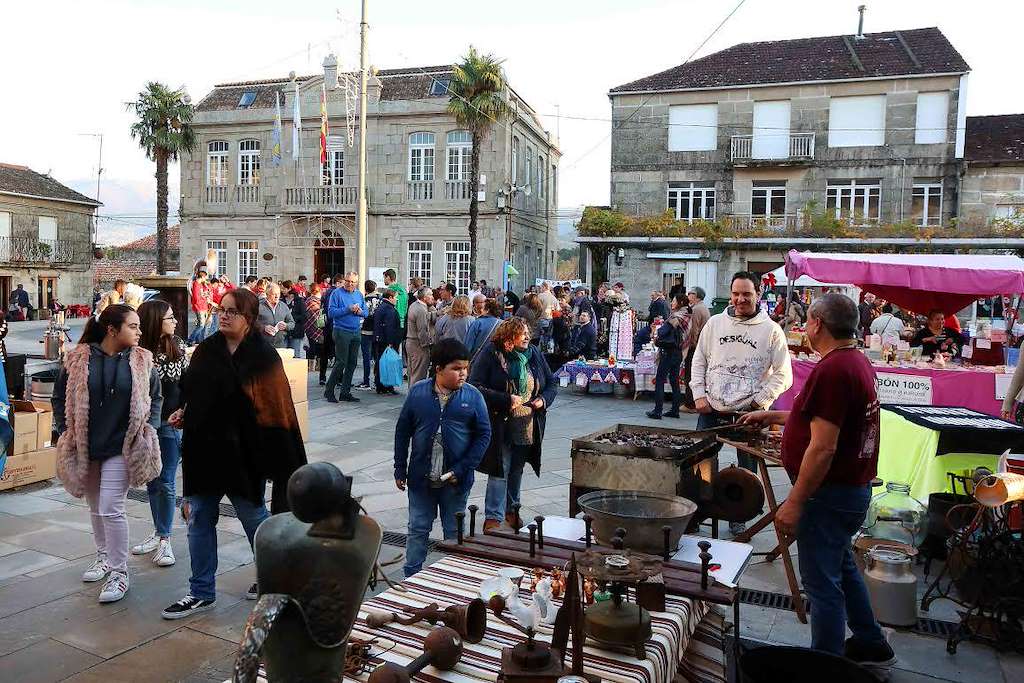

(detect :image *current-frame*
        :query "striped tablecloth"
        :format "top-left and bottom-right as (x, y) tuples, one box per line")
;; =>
(349, 554), (726, 683)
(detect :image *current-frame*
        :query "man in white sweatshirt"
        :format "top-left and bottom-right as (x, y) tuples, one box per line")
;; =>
(690, 271), (793, 532)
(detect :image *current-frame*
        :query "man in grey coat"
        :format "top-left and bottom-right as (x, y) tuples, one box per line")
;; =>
(257, 283), (295, 348)
(406, 287), (436, 386)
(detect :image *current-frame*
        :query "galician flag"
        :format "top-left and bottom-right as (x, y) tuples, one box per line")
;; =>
(319, 83), (329, 166)
(271, 91), (283, 167)
(292, 80), (302, 161)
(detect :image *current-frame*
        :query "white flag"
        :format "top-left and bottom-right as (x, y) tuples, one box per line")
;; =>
(292, 80), (301, 161)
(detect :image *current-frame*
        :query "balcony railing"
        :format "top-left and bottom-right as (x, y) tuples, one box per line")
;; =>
(730, 133), (815, 162)
(284, 185), (359, 210)
(445, 180), (472, 200)
(206, 185), (228, 203)
(235, 184), (261, 203)
(408, 180), (434, 201)
(722, 214), (801, 232)
(0, 236), (75, 264)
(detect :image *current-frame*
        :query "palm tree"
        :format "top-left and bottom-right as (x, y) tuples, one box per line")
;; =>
(127, 83), (196, 274)
(447, 47), (512, 282)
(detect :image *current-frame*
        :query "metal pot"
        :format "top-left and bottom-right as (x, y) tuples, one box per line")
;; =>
(576, 490), (697, 554)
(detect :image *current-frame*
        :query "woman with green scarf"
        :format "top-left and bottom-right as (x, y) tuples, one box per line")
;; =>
(469, 318), (558, 533)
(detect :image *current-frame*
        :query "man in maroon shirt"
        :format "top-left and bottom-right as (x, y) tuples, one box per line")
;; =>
(741, 293), (894, 674)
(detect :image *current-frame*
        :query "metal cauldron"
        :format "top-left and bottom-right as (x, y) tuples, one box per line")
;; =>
(576, 490), (697, 554)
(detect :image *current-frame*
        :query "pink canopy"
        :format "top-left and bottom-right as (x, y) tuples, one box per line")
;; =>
(784, 250), (1024, 315)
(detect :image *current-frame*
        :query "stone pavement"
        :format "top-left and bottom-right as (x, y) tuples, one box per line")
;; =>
(0, 365), (1021, 681)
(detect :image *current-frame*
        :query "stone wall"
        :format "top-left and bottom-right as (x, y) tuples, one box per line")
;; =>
(960, 164), (1024, 226)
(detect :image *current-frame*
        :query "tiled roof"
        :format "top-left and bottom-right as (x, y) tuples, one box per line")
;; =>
(610, 27), (969, 94)
(116, 225), (180, 250)
(965, 115), (1024, 163)
(0, 163), (101, 206)
(196, 65), (456, 112)
(92, 257), (163, 286)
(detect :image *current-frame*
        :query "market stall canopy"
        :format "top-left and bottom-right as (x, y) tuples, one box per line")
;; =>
(768, 265), (851, 289)
(785, 250), (1024, 315)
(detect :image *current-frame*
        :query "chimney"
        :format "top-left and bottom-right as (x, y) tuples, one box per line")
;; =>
(323, 54), (338, 90)
(856, 5), (867, 40)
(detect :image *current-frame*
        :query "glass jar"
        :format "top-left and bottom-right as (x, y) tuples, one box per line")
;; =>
(862, 482), (928, 547)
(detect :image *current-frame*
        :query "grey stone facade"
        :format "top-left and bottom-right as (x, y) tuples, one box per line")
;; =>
(960, 165), (1024, 226)
(180, 61), (560, 294)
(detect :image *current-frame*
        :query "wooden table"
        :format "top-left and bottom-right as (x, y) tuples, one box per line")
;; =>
(717, 437), (808, 623)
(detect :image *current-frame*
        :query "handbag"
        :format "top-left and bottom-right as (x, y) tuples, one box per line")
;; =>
(379, 347), (403, 387)
(316, 310), (327, 329)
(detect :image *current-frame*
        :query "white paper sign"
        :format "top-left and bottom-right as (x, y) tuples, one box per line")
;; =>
(875, 372), (933, 405)
(976, 338), (992, 350)
(996, 373), (1015, 400)
(961, 344), (973, 360)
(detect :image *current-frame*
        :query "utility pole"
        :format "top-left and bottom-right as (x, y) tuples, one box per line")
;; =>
(78, 132), (103, 245)
(356, 0), (369, 285)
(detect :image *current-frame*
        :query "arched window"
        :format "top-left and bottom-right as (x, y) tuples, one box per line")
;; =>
(207, 141), (229, 186)
(238, 139), (261, 185)
(446, 130), (471, 181)
(408, 132), (435, 181)
(511, 137), (519, 184)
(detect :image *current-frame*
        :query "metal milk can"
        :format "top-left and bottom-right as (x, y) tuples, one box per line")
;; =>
(863, 548), (918, 627)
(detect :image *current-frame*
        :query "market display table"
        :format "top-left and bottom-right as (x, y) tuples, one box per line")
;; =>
(879, 405), (1024, 500)
(556, 361), (635, 396)
(775, 358), (1012, 417)
(351, 554), (727, 683)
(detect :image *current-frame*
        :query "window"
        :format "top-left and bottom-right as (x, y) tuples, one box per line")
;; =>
(237, 240), (259, 284)
(828, 95), (886, 147)
(0, 211), (10, 239)
(206, 240), (228, 278)
(668, 182), (716, 221)
(826, 179), (881, 222)
(429, 78), (450, 96)
(751, 184), (787, 218)
(38, 216), (57, 241)
(668, 104), (718, 152)
(207, 141), (229, 186)
(323, 135), (344, 185)
(238, 91), (257, 108)
(407, 241), (432, 284)
(915, 92), (949, 145)
(525, 147), (533, 187)
(238, 139), (261, 185)
(511, 137), (519, 184)
(408, 132), (435, 181)
(911, 182), (943, 226)
(446, 130), (471, 181)
(445, 241), (471, 294)
(538, 155), (546, 198)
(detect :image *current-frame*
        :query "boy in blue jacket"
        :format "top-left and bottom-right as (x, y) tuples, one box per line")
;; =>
(394, 339), (491, 576)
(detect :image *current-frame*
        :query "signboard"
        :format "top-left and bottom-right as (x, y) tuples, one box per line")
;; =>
(368, 267), (389, 288)
(875, 372), (933, 405)
(996, 373), (1015, 401)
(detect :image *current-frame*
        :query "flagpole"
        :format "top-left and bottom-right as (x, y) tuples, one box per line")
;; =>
(294, 78), (306, 190)
(356, 0), (369, 285)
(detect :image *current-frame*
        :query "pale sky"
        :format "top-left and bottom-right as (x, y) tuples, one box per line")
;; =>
(2, 0), (1022, 243)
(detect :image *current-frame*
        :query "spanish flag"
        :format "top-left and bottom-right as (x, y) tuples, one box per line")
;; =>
(319, 83), (329, 167)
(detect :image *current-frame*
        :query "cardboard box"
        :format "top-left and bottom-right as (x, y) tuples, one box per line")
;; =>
(283, 358), (309, 403)
(0, 447), (58, 491)
(276, 347), (295, 360)
(11, 400), (53, 451)
(294, 400), (309, 441)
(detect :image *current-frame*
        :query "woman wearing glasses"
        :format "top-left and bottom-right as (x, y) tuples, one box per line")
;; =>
(162, 288), (307, 619)
(129, 300), (187, 568)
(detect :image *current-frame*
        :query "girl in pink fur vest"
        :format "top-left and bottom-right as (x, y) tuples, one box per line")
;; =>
(53, 304), (162, 604)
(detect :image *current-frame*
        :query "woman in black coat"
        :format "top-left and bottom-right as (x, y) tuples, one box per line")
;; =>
(469, 317), (557, 532)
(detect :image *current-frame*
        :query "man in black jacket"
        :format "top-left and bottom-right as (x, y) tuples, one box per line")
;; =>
(373, 289), (403, 394)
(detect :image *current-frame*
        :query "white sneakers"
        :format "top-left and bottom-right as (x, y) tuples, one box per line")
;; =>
(98, 571), (130, 603)
(131, 533), (175, 566)
(82, 555), (111, 583)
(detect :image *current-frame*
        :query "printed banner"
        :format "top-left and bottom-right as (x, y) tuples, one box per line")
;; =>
(875, 372), (933, 405)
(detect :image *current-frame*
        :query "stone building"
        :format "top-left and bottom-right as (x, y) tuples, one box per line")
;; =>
(960, 114), (1024, 225)
(179, 59), (560, 293)
(93, 225), (181, 290)
(580, 26), (1024, 304)
(0, 163), (98, 309)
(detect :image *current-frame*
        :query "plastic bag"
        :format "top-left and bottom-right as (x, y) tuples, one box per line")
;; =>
(379, 347), (403, 388)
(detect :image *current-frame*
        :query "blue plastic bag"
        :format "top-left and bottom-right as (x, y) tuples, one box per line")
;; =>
(379, 347), (403, 388)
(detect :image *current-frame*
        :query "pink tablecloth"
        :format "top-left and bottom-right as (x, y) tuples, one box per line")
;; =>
(774, 359), (1005, 417)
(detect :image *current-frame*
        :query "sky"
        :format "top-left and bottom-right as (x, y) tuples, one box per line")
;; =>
(2, 0), (1022, 244)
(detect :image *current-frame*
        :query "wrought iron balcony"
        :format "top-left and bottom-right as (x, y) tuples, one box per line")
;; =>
(284, 185), (359, 211)
(0, 236), (76, 264)
(730, 133), (815, 163)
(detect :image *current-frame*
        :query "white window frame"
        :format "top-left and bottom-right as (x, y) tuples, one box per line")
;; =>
(511, 137), (519, 184)
(207, 140), (229, 186)
(828, 95), (886, 148)
(206, 240), (228, 278)
(446, 131), (472, 181)
(38, 216), (57, 241)
(826, 179), (881, 223)
(668, 104), (718, 152)
(915, 92), (949, 145)
(237, 240), (259, 285)
(751, 185), (787, 218)
(0, 211), (10, 239)
(408, 132), (435, 182)
(238, 139), (261, 186)
(911, 182), (943, 226)
(323, 136), (344, 186)
(445, 241), (471, 294)
(407, 241), (433, 284)
(668, 182), (716, 222)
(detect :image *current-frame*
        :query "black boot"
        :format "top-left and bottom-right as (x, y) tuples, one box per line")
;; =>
(646, 410), (662, 420)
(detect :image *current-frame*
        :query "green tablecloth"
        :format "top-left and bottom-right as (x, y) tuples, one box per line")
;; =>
(879, 410), (1000, 501)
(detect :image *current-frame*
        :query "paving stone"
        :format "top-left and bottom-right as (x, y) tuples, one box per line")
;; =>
(0, 549), (65, 581)
(999, 650), (1024, 681)
(186, 598), (255, 644)
(0, 540), (24, 558)
(0, 494), (71, 516)
(0, 588), (111, 657)
(4, 523), (99, 561)
(0, 637), (102, 683)
(888, 630), (1004, 682)
(0, 556), (94, 620)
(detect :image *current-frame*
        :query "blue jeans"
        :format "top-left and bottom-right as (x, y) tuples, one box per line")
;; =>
(325, 328), (360, 397)
(360, 333), (374, 385)
(404, 484), (470, 576)
(796, 484), (885, 654)
(146, 425), (181, 537)
(288, 336), (305, 359)
(484, 443), (527, 522)
(697, 409), (738, 462)
(186, 490), (269, 601)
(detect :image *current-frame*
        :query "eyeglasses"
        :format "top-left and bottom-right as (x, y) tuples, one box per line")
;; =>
(217, 307), (242, 318)
(162, 315), (176, 322)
